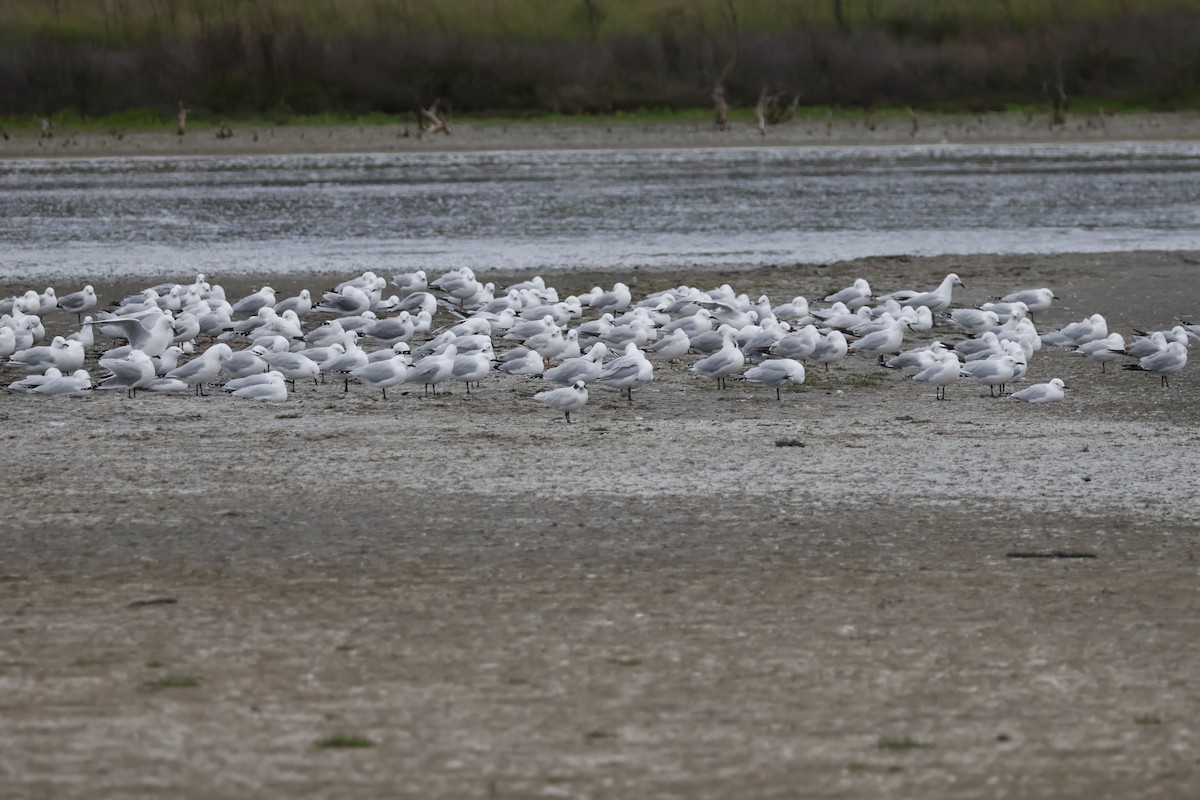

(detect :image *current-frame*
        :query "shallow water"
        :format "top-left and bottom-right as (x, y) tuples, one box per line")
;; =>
(2, 141), (1199, 281)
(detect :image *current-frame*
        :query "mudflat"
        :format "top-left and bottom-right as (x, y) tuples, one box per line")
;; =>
(3, 110), (1199, 161)
(2, 249), (1199, 797)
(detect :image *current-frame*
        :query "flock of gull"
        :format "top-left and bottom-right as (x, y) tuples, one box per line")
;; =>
(1, 266), (1195, 420)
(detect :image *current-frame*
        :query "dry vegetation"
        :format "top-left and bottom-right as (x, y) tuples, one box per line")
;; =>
(0, 0), (1197, 124)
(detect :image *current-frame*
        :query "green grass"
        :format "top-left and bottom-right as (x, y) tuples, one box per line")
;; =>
(583, 730), (615, 742)
(611, 658), (643, 667)
(144, 659), (166, 669)
(144, 674), (200, 689)
(1135, 715), (1163, 725)
(334, 644), (356, 652)
(316, 733), (376, 749)
(878, 736), (931, 750)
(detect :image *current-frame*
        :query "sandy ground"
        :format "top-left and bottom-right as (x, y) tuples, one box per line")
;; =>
(2, 249), (1200, 798)
(2, 110), (1199, 160)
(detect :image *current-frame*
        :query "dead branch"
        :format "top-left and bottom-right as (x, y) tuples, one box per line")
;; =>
(176, 100), (191, 136)
(419, 100), (452, 137)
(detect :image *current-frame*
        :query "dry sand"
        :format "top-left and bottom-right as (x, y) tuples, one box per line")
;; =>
(2, 247), (1200, 798)
(3, 109), (1199, 160)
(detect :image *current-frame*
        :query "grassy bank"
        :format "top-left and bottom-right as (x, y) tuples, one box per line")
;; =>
(1, 1), (1197, 121)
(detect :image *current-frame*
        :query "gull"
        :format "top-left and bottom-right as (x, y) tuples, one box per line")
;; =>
(740, 358), (805, 400)
(34, 287), (57, 315)
(1040, 313), (1107, 347)
(165, 342), (233, 396)
(523, 326), (567, 366)
(230, 286), (277, 316)
(96, 351), (157, 397)
(597, 342), (653, 401)
(1069, 332), (1125, 372)
(431, 267), (480, 309)
(345, 355), (410, 399)
(976, 300), (1028, 324)
(314, 285), (372, 316)
(885, 341), (949, 373)
(601, 318), (656, 349)
(0, 327), (16, 358)
(92, 314), (177, 358)
(823, 278), (872, 309)
(646, 328), (691, 360)
(171, 312), (201, 344)
(32, 369), (93, 397)
(504, 315), (558, 343)
(396, 291), (438, 316)
(8, 336), (85, 374)
(591, 282), (632, 315)
(496, 349), (545, 377)
(878, 272), (964, 311)
(8, 367), (62, 393)
(261, 351), (322, 390)
(1011, 378), (1068, 403)
(534, 380), (589, 423)
(942, 308), (1000, 335)
(662, 308), (713, 338)
(391, 270), (428, 296)
(847, 317), (909, 359)
(689, 332), (744, 389)
(405, 343), (458, 394)
(909, 349), (960, 400)
(577, 312), (615, 341)
(145, 378), (190, 393)
(995, 287), (1056, 320)
(518, 300), (578, 327)
(959, 354), (1019, 397)
(274, 289), (313, 317)
(56, 285), (97, 321)
(452, 350), (493, 393)
(772, 325), (820, 361)
(772, 296), (811, 321)
(688, 324), (740, 355)
(811, 330), (849, 371)
(1123, 341), (1187, 387)
(222, 346), (270, 379)
(151, 345), (186, 376)
(1125, 327), (1188, 359)
(321, 336), (370, 391)
(231, 371), (288, 402)
(543, 343), (607, 385)
(0, 290), (39, 316)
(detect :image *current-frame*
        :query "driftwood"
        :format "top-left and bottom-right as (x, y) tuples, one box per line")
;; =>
(176, 100), (191, 136)
(755, 87), (801, 135)
(710, 60), (735, 131)
(419, 100), (452, 136)
(1045, 57), (1068, 128)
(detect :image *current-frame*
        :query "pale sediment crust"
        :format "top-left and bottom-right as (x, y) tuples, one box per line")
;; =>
(2, 110), (1199, 160)
(1, 251), (1198, 798)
